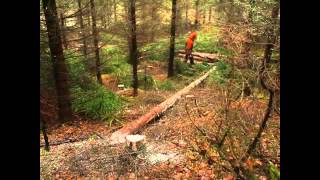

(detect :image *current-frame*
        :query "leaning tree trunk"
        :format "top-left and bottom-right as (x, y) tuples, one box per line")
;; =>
(242, 0), (280, 161)
(42, 0), (72, 123)
(168, 0), (177, 77)
(77, 0), (89, 70)
(90, 0), (102, 84)
(194, 0), (200, 29)
(128, 0), (138, 96)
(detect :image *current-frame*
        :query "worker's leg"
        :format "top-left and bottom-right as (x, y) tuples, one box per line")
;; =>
(185, 49), (191, 63)
(190, 54), (194, 65)
(184, 49), (189, 63)
(184, 53), (188, 63)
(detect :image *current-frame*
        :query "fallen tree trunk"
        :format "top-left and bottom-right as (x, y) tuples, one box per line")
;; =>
(177, 53), (203, 61)
(177, 50), (220, 63)
(109, 66), (217, 144)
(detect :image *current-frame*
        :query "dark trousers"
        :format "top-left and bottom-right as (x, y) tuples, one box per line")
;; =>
(184, 48), (194, 64)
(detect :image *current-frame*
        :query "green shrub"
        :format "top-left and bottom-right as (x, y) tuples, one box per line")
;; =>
(71, 84), (123, 124)
(100, 46), (132, 87)
(175, 60), (195, 76)
(216, 61), (232, 77)
(207, 61), (232, 85)
(66, 52), (96, 90)
(156, 80), (176, 91)
(138, 73), (155, 89)
(140, 40), (169, 61)
(194, 63), (210, 72)
(268, 162), (280, 180)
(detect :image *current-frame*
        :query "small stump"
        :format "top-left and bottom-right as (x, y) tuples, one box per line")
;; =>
(118, 84), (125, 90)
(126, 134), (146, 151)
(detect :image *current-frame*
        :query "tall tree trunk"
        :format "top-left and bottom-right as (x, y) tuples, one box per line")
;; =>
(106, 0), (111, 26)
(195, 0), (200, 28)
(113, 0), (117, 23)
(202, 10), (206, 24)
(102, 14), (107, 29)
(128, 0), (138, 96)
(42, 0), (72, 122)
(77, 0), (88, 69)
(208, 7), (212, 22)
(176, 2), (182, 35)
(168, 0), (177, 77)
(185, 1), (189, 29)
(90, 0), (102, 84)
(60, 13), (68, 49)
(150, 3), (157, 42)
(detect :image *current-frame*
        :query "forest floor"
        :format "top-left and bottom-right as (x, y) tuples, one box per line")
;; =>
(41, 26), (279, 179)
(40, 74), (280, 179)
(40, 58), (204, 148)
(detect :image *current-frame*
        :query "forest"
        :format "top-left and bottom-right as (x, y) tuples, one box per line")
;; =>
(40, 0), (280, 179)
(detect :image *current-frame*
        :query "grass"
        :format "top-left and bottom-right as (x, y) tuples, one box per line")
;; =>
(206, 61), (232, 86)
(156, 80), (177, 91)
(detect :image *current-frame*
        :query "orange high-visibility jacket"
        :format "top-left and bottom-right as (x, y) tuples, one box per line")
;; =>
(186, 32), (197, 50)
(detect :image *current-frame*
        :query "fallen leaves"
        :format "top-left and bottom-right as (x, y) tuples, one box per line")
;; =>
(223, 174), (234, 180)
(246, 159), (254, 171)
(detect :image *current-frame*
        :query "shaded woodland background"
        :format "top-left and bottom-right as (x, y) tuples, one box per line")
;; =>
(40, 0), (280, 179)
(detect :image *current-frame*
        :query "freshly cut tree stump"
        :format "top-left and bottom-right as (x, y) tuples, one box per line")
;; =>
(110, 66), (216, 144)
(126, 134), (145, 151)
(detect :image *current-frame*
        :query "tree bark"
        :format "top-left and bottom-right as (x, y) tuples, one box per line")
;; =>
(195, 0), (200, 28)
(128, 0), (138, 96)
(168, 0), (177, 77)
(185, 1), (189, 29)
(178, 50), (220, 62)
(202, 10), (206, 24)
(208, 7), (212, 22)
(77, 0), (88, 68)
(90, 0), (102, 84)
(60, 13), (68, 49)
(113, 0), (117, 23)
(242, 90), (274, 161)
(259, 1), (279, 91)
(150, 1), (158, 42)
(42, 0), (72, 122)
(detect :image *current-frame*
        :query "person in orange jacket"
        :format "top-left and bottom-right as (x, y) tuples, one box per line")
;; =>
(184, 31), (197, 64)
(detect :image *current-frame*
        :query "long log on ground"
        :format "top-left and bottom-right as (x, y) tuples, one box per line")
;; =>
(178, 50), (220, 62)
(177, 53), (218, 63)
(109, 66), (217, 144)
